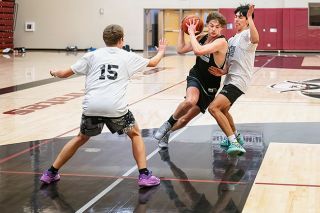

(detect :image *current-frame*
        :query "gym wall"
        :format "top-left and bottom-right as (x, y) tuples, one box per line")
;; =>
(13, 0), (320, 51)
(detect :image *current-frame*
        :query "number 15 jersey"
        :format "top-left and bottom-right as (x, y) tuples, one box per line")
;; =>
(71, 47), (149, 117)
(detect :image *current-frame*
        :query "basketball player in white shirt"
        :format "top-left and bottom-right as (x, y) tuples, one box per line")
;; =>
(208, 4), (259, 156)
(40, 25), (167, 187)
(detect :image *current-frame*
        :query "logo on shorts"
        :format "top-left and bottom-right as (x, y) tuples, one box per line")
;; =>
(221, 89), (228, 94)
(208, 88), (215, 93)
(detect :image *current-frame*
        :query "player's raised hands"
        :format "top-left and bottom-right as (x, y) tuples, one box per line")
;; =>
(155, 38), (167, 52)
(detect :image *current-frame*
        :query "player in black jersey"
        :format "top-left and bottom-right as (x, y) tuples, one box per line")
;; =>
(154, 11), (228, 148)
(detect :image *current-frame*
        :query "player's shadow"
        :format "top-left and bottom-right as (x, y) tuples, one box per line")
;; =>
(158, 148), (245, 212)
(39, 183), (75, 212)
(133, 185), (160, 213)
(212, 157), (245, 212)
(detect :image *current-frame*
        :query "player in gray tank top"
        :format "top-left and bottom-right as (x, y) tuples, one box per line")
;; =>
(208, 4), (259, 156)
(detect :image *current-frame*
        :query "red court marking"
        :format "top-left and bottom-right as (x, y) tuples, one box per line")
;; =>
(3, 170), (320, 188)
(256, 182), (320, 188)
(0, 80), (186, 164)
(0, 170), (247, 185)
(0, 140), (50, 164)
(0, 127), (79, 164)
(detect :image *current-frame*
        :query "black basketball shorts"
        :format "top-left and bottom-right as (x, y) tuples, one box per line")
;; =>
(219, 84), (244, 105)
(80, 110), (135, 136)
(186, 76), (217, 113)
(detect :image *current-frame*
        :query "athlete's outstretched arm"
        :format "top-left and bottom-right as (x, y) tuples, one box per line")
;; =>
(148, 38), (167, 67)
(50, 68), (74, 78)
(247, 4), (259, 44)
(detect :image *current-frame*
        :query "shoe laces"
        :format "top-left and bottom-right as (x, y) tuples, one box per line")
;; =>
(46, 171), (56, 177)
(161, 133), (169, 142)
(230, 141), (242, 148)
(159, 122), (171, 132)
(222, 137), (229, 143)
(140, 171), (152, 179)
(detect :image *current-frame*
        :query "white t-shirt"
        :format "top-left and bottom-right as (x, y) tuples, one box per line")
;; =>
(224, 29), (257, 93)
(71, 47), (149, 117)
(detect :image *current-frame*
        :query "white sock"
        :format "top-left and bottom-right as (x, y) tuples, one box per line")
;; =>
(227, 134), (237, 143)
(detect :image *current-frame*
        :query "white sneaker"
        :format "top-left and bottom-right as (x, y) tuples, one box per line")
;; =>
(158, 133), (170, 148)
(154, 121), (172, 140)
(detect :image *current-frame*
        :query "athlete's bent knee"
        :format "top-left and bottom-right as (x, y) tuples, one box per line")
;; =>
(208, 105), (221, 117)
(183, 100), (196, 110)
(126, 126), (141, 139)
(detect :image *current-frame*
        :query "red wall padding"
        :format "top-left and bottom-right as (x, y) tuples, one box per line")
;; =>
(219, 8), (320, 51)
(0, 0), (15, 49)
(283, 8), (320, 50)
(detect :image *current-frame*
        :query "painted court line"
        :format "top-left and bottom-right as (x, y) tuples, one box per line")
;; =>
(253, 56), (276, 74)
(256, 182), (320, 188)
(0, 170), (248, 185)
(3, 170), (319, 188)
(0, 140), (50, 164)
(0, 127), (79, 164)
(75, 114), (202, 213)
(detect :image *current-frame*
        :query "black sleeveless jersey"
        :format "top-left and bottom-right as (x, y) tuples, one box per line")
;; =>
(189, 34), (226, 92)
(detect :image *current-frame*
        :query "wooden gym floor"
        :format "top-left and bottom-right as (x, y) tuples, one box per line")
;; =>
(0, 51), (320, 212)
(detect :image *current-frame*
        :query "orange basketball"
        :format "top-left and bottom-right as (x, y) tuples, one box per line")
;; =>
(182, 15), (204, 35)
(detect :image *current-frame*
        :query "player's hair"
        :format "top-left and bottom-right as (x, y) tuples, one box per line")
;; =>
(234, 4), (254, 19)
(206, 11), (227, 27)
(103, 24), (124, 46)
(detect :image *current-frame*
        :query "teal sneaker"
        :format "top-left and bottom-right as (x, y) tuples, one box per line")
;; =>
(219, 138), (229, 152)
(236, 133), (245, 146)
(220, 138), (229, 147)
(226, 141), (246, 156)
(221, 134), (244, 147)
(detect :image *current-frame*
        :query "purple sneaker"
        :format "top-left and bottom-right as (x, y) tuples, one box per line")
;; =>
(40, 170), (60, 184)
(138, 172), (160, 187)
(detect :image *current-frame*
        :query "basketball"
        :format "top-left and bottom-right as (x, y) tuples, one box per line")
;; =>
(181, 15), (204, 35)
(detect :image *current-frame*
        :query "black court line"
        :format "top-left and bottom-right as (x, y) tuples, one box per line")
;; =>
(0, 67), (169, 96)
(0, 75), (79, 95)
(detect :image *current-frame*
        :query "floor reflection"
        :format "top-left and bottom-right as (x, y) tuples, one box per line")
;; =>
(158, 148), (245, 212)
(39, 183), (75, 213)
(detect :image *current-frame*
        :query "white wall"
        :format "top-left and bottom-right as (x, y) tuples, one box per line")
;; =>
(14, 0), (319, 50)
(283, 0), (319, 8)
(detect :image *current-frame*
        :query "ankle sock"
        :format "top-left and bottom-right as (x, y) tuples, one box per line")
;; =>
(228, 134), (237, 143)
(139, 168), (150, 176)
(234, 130), (239, 136)
(167, 115), (177, 126)
(48, 165), (59, 174)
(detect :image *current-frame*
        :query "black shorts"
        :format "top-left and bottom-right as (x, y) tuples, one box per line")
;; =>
(219, 84), (244, 105)
(187, 76), (217, 113)
(80, 110), (135, 136)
